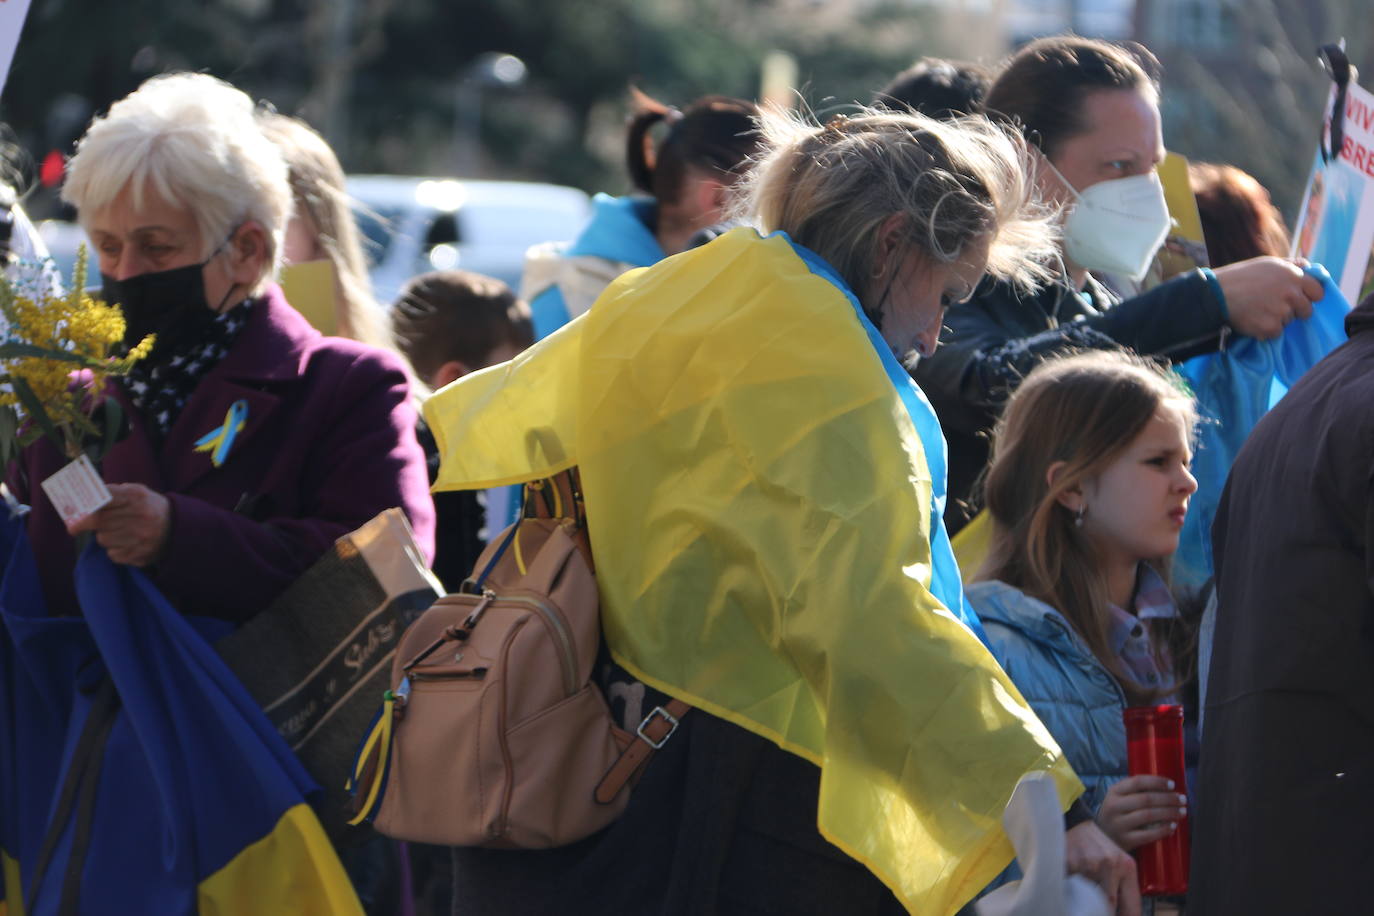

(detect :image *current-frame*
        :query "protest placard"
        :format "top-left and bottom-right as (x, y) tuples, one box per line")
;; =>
(1293, 77), (1374, 305)
(1154, 151), (1209, 282)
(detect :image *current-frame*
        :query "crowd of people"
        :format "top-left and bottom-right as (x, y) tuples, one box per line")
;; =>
(0, 28), (1368, 916)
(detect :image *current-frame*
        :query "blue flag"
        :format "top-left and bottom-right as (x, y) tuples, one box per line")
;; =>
(1175, 265), (1351, 588)
(0, 513), (360, 914)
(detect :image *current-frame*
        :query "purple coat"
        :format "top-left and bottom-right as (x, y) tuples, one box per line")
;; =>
(13, 284), (436, 621)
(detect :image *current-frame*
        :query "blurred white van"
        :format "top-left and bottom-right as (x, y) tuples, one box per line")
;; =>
(346, 176), (591, 306)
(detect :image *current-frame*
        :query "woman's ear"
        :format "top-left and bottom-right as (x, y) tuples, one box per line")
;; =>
(1046, 460), (1083, 512)
(876, 213), (906, 265)
(227, 220), (271, 286)
(692, 176), (729, 225)
(428, 359), (471, 391)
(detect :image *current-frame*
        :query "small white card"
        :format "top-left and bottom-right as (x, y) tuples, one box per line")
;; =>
(41, 454), (112, 526)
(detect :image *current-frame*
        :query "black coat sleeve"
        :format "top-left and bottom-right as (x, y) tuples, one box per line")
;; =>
(1082, 270), (1229, 363)
(916, 299), (1119, 443)
(917, 270), (1228, 442)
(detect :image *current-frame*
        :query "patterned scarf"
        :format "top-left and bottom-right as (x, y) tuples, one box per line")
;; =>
(123, 300), (253, 441)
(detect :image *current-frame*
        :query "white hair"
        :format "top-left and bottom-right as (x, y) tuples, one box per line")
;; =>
(62, 73), (291, 290)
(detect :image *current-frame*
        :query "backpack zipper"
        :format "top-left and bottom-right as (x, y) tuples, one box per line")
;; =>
(499, 593), (578, 696)
(409, 668), (488, 681)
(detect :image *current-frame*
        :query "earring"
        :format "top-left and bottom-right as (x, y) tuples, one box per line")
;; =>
(1075, 504), (1087, 528)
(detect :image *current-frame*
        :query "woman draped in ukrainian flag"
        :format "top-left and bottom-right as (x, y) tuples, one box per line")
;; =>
(426, 107), (1139, 916)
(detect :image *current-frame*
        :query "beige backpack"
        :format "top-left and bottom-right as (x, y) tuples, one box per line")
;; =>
(346, 472), (689, 847)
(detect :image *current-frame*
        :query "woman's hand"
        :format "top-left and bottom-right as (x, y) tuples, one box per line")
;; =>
(1095, 774), (1187, 851)
(1065, 820), (1140, 916)
(67, 482), (171, 567)
(1214, 257), (1322, 340)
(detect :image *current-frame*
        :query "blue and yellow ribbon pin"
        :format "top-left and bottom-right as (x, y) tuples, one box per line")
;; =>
(193, 400), (249, 467)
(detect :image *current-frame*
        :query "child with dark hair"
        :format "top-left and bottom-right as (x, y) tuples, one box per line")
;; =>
(873, 57), (990, 120)
(391, 269), (534, 589)
(522, 88), (762, 339)
(392, 269), (533, 392)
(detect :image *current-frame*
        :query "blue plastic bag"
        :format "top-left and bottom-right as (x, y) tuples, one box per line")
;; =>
(1174, 265), (1350, 589)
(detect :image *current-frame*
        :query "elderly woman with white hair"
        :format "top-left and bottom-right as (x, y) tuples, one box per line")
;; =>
(11, 72), (435, 621)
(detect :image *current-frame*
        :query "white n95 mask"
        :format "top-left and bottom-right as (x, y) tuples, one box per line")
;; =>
(1060, 170), (1172, 282)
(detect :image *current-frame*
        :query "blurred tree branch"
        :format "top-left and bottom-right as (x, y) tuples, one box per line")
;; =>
(1146, 0), (1372, 220)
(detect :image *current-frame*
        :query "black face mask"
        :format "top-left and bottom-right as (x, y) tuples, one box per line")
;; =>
(101, 239), (238, 358)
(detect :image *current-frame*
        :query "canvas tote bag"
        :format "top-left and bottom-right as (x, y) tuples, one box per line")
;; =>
(217, 508), (442, 839)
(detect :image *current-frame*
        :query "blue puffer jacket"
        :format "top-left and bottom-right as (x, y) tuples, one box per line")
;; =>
(968, 580), (1127, 814)
(520, 194), (665, 340)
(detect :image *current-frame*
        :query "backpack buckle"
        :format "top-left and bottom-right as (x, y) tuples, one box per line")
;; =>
(635, 705), (680, 750)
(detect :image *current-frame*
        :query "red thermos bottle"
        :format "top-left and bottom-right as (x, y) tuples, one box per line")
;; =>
(1123, 704), (1188, 895)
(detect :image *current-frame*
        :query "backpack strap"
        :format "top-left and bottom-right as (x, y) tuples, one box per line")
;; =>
(593, 697), (693, 804)
(463, 518), (522, 594)
(526, 472), (584, 524)
(524, 470), (593, 571)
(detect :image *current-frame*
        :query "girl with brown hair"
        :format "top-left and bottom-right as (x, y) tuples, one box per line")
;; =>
(969, 350), (1196, 859)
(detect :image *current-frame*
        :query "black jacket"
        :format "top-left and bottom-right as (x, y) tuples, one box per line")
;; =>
(913, 269), (1228, 531)
(449, 678), (909, 915)
(417, 421), (486, 591)
(1189, 294), (1374, 914)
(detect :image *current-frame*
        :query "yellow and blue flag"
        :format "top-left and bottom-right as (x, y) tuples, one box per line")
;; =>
(0, 515), (360, 915)
(425, 228), (1081, 915)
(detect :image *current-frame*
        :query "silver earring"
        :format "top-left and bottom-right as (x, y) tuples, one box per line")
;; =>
(1075, 504), (1086, 527)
